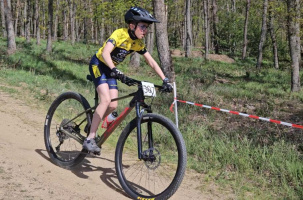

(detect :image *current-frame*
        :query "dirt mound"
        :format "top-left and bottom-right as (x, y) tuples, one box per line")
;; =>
(207, 54), (235, 63)
(171, 49), (184, 57)
(170, 49), (235, 63)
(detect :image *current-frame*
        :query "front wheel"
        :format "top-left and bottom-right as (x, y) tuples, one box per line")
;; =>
(44, 92), (92, 169)
(115, 113), (187, 200)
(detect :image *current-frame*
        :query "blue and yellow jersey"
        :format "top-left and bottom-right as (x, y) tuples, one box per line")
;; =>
(96, 28), (147, 66)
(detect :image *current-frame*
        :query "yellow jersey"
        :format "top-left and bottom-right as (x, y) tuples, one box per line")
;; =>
(96, 28), (147, 66)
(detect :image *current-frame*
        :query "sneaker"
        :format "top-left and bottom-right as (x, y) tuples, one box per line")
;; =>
(83, 138), (101, 153)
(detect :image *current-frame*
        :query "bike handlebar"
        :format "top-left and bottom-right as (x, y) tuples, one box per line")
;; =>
(87, 73), (169, 92)
(110, 72), (163, 89)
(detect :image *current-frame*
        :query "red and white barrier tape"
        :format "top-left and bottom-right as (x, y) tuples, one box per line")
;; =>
(170, 99), (303, 129)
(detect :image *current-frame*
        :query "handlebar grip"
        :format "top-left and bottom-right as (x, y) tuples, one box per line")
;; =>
(110, 72), (116, 78)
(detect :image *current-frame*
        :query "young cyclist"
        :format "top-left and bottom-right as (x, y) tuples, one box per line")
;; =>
(83, 6), (173, 153)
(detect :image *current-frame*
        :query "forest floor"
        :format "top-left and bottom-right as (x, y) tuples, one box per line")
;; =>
(0, 85), (235, 200)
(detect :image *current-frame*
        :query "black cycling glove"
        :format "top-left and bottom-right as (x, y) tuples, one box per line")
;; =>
(161, 77), (173, 93)
(111, 67), (126, 83)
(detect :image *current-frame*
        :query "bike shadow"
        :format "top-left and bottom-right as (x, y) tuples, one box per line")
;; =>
(35, 149), (129, 198)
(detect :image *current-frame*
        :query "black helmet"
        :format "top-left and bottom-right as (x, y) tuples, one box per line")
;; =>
(125, 7), (160, 24)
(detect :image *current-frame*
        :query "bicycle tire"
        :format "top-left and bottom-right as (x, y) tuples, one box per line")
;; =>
(115, 113), (187, 200)
(44, 92), (92, 169)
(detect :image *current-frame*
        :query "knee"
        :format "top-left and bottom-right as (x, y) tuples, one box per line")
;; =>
(100, 97), (111, 106)
(108, 102), (118, 112)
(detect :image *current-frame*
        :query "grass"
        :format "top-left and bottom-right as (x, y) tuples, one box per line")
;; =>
(1, 37), (303, 199)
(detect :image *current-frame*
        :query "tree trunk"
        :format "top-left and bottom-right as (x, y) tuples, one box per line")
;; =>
(83, 0), (88, 44)
(129, 52), (140, 68)
(153, 0), (175, 81)
(212, 0), (219, 54)
(146, 23), (155, 54)
(268, 0), (279, 69)
(203, 0), (210, 60)
(1, 0), (6, 37)
(53, 0), (59, 41)
(76, 18), (80, 42)
(287, 0), (301, 92)
(25, 0), (31, 43)
(89, 0), (93, 42)
(22, 0), (27, 37)
(185, 0), (192, 57)
(46, 0), (53, 52)
(69, 0), (75, 44)
(99, 16), (104, 44)
(33, 0), (36, 37)
(242, 0), (250, 60)
(14, 0), (19, 36)
(42, 1), (45, 39)
(182, 9), (186, 50)
(62, 1), (67, 41)
(94, 19), (98, 44)
(231, 0), (236, 12)
(19, 2), (24, 36)
(35, 0), (40, 45)
(256, 0), (268, 69)
(3, 0), (16, 54)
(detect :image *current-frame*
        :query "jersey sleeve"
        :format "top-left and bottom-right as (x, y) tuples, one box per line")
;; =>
(106, 29), (122, 47)
(137, 48), (147, 55)
(135, 39), (147, 55)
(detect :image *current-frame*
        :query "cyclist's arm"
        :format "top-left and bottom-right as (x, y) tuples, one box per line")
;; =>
(143, 52), (166, 80)
(102, 42), (116, 70)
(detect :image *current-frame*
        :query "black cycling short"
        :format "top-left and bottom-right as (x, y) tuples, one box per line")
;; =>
(89, 54), (118, 90)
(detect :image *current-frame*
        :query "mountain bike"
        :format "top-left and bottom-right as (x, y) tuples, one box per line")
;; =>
(44, 75), (187, 200)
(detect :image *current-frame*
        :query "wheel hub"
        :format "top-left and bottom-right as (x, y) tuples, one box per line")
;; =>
(57, 119), (79, 140)
(142, 148), (161, 169)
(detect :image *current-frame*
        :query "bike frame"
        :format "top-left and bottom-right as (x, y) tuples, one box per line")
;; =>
(96, 84), (155, 160)
(62, 80), (160, 160)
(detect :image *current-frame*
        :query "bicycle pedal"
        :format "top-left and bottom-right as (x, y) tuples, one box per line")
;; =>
(87, 151), (101, 156)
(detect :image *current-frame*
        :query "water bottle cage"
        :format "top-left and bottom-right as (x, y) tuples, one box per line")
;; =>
(101, 115), (115, 129)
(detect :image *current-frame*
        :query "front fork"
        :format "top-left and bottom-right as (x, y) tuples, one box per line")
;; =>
(136, 102), (153, 160)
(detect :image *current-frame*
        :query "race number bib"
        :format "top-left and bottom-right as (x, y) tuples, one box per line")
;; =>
(142, 82), (156, 97)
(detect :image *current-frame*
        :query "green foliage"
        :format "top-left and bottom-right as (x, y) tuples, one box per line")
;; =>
(0, 38), (303, 199)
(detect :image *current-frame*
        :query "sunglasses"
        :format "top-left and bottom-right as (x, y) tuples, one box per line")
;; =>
(137, 24), (149, 32)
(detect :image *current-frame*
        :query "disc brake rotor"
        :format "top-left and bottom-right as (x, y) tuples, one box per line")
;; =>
(142, 148), (161, 170)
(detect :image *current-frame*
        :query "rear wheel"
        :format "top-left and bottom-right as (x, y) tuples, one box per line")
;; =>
(115, 113), (187, 200)
(44, 92), (92, 169)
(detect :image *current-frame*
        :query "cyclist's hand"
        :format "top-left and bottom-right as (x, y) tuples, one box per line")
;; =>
(161, 77), (173, 93)
(124, 77), (137, 86)
(111, 67), (126, 83)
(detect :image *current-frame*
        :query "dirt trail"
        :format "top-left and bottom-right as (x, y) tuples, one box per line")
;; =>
(0, 88), (230, 200)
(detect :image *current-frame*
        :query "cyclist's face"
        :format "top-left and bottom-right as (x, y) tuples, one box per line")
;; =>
(134, 22), (150, 39)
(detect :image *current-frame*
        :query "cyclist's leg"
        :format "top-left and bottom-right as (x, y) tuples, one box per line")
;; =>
(88, 82), (112, 138)
(87, 56), (118, 138)
(102, 79), (118, 119)
(84, 57), (114, 152)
